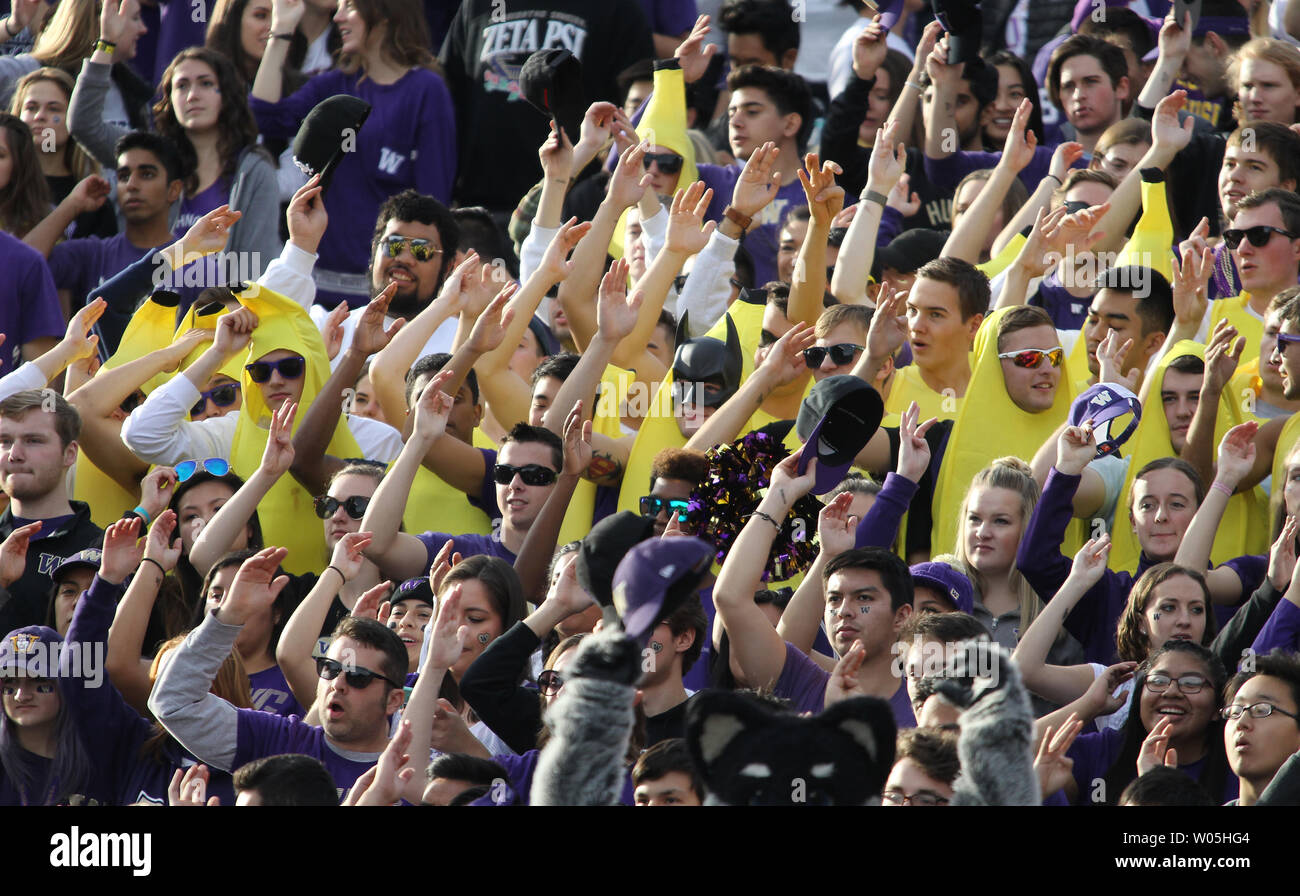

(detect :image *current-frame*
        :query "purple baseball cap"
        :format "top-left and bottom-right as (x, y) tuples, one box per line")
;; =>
(909, 562), (974, 614)
(795, 377), (884, 496)
(52, 548), (102, 582)
(1069, 382), (1141, 459)
(0, 626), (62, 677)
(611, 537), (714, 648)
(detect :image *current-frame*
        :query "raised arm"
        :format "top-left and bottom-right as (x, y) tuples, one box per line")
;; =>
(830, 119), (905, 304)
(24, 176), (110, 257)
(777, 491), (855, 655)
(991, 141), (1083, 257)
(1136, 12), (1192, 112)
(922, 34), (964, 161)
(1033, 660), (1137, 750)
(714, 452), (818, 687)
(789, 154), (844, 325)
(1174, 422), (1259, 605)
(944, 99), (1036, 264)
(250, 0), (303, 103)
(512, 403), (590, 602)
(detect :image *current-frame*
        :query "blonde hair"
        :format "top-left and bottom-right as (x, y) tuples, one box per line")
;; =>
(31, 0), (100, 70)
(1229, 38), (1300, 122)
(953, 457), (1045, 629)
(10, 68), (97, 181)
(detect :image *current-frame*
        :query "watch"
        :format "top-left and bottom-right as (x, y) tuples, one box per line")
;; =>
(723, 206), (752, 232)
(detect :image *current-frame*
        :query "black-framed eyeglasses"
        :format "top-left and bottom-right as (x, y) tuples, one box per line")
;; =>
(176, 457), (230, 482)
(1144, 673), (1208, 694)
(190, 382), (241, 417)
(493, 463), (558, 486)
(382, 235), (443, 263)
(802, 343), (864, 368)
(640, 495), (690, 520)
(245, 355), (305, 383)
(642, 152), (683, 176)
(997, 346), (1065, 369)
(537, 669), (563, 696)
(1223, 225), (1298, 251)
(1221, 702), (1300, 722)
(315, 656), (402, 690)
(881, 789), (949, 806)
(313, 495), (370, 520)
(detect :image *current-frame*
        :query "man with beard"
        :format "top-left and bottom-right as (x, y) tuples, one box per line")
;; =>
(310, 190), (461, 370)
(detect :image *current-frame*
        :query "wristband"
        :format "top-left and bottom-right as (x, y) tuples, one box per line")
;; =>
(753, 510), (783, 531)
(94, 38), (117, 55)
(3, 18), (18, 38)
(905, 80), (924, 92)
(862, 189), (888, 207)
(1211, 480), (1234, 498)
(132, 505), (153, 527)
(723, 206), (752, 232)
(1045, 173), (1063, 186)
(326, 564), (346, 581)
(141, 557), (166, 577)
(272, 32), (294, 40)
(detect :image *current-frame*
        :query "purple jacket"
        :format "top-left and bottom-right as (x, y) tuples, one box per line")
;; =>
(854, 473), (918, 550)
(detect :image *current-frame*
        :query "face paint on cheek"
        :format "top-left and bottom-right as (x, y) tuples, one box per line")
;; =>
(477, 633), (489, 644)
(860, 606), (870, 615)
(650, 641), (663, 653)
(1152, 613), (1161, 620)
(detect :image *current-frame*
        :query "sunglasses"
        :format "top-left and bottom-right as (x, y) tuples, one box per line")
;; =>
(382, 235), (443, 263)
(313, 495), (370, 520)
(190, 382), (241, 417)
(493, 463), (558, 486)
(176, 458), (230, 482)
(1144, 672), (1208, 694)
(315, 656), (402, 690)
(642, 152), (683, 176)
(640, 495), (690, 520)
(802, 343), (864, 368)
(245, 355), (306, 383)
(1223, 225), (1298, 250)
(1276, 331), (1300, 348)
(997, 346), (1065, 369)
(537, 669), (563, 696)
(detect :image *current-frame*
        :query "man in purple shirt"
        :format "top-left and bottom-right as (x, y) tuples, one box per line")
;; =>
(149, 548), (408, 802)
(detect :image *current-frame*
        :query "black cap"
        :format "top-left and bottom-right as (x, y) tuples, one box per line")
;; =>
(576, 512), (655, 609)
(873, 228), (947, 279)
(519, 49), (585, 145)
(931, 0), (983, 67)
(292, 95), (372, 194)
(795, 377), (884, 495)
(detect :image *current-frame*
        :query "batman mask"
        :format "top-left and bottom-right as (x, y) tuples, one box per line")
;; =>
(671, 312), (742, 409)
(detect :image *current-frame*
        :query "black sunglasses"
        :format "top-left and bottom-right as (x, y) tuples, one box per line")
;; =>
(245, 355), (306, 383)
(642, 152), (683, 176)
(640, 495), (690, 520)
(313, 495), (370, 520)
(1223, 225), (1298, 250)
(382, 235), (442, 263)
(190, 382), (241, 417)
(315, 656), (402, 690)
(802, 343), (864, 368)
(537, 669), (563, 696)
(493, 463), (558, 486)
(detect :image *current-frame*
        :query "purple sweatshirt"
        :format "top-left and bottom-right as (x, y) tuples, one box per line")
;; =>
(922, 144), (1060, 197)
(697, 163), (807, 287)
(1066, 725), (1238, 805)
(250, 68), (456, 307)
(854, 473), (918, 550)
(1251, 598), (1300, 656)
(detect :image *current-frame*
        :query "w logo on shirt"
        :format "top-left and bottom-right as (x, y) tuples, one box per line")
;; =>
(377, 148), (407, 175)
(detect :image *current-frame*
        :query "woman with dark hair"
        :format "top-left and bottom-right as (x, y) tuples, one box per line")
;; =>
(0, 112), (52, 237)
(1038, 640), (1235, 804)
(982, 50), (1046, 150)
(249, 0), (455, 308)
(206, 0), (306, 92)
(153, 46), (282, 265)
(170, 466), (263, 613)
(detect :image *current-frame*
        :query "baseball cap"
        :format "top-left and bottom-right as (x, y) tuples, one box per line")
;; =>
(909, 561), (975, 614)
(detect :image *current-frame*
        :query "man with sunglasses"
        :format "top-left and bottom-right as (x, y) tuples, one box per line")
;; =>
(641, 448), (709, 538)
(1223, 652), (1300, 805)
(150, 547), (408, 801)
(809, 304), (875, 386)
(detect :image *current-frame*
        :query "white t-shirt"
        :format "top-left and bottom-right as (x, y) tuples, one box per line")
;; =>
(1088, 662), (1134, 731)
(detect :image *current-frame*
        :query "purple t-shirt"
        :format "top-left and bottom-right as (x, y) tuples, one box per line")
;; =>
(249, 664), (307, 718)
(474, 749), (636, 806)
(922, 144), (1068, 197)
(0, 232), (64, 377)
(773, 641), (916, 729)
(175, 180), (230, 235)
(697, 163), (807, 288)
(1251, 598), (1300, 656)
(49, 233), (157, 312)
(153, 0), (215, 84)
(1066, 725), (1238, 804)
(637, 0), (698, 35)
(1030, 269), (1090, 330)
(417, 531), (516, 569)
(234, 710), (380, 802)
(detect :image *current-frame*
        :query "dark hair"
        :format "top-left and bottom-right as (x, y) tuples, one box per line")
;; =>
(406, 352), (479, 407)
(632, 737), (704, 798)
(1226, 649), (1300, 723)
(452, 207), (518, 280)
(530, 352), (579, 388)
(337, 0), (438, 77)
(1095, 266), (1174, 336)
(664, 595), (708, 674)
(915, 257), (991, 322)
(0, 113), (51, 237)
(823, 547), (912, 612)
(0, 389), (81, 448)
(1227, 123), (1300, 187)
(199, 549), (298, 655)
(895, 728), (961, 784)
(115, 130), (186, 184)
(1165, 354), (1205, 376)
(898, 610), (989, 645)
(232, 754), (338, 805)
(719, 0), (800, 61)
(1132, 456), (1206, 509)
(154, 47), (266, 197)
(0, 675), (91, 805)
(725, 65), (815, 152)
(1078, 6), (1157, 61)
(330, 616), (408, 691)
(501, 422), (564, 472)
(1115, 563), (1217, 662)
(1099, 640), (1229, 805)
(649, 447), (710, 491)
(1120, 766), (1216, 805)
(373, 190), (460, 290)
(996, 305), (1055, 351)
(1234, 188), (1300, 237)
(616, 58), (655, 99)
(1047, 34), (1129, 109)
(427, 752), (509, 787)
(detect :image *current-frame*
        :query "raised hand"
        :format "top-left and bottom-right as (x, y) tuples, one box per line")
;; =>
(330, 531), (374, 583)
(925, 34), (961, 89)
(1035, 714), (1084, 799)
(824, 640), (867, 707)
(351, 282), (404, 357)
(1015, 205), (1069, 278)
(730, 142), (782, 218)
(596, 258), (641, 341)
(1170, 244), (1212, 330)
(258, 399), (296, 476)
(99, 0), (138, 45)
(217, 546), (290, 626)
(286, 174), (327, 253)
(608, 142), (652, 209)
(538, 120), (574, 181)
(1136, 716), (1178, 776)
(538, 217), (593, 283)
(866, 285), (908, 360)
(675, 14), (717, 84)
(1043, 201), (1109, 258)
(1095, 330), (1138, 392)
(269, 0), (305, 34)
(885, 173), (921, 217)
(428, 540), (461, 597)
(321, 302), (348, 362)
(143, 509), (183, 573)
(1203, 319), (1245, 396)
(665, 181), (717, 255)
(350, 718), (415, 806)
(1216, 421), (1258, 489)
(851, 15), (888, 81)
(867, 118), (906, 192)
(767, 451), (818, 505)
(817, 490), (857, 560)
(1000, 98), (1038, 172)
(178, 204), (242, 259)
(70, 175), (111, 215)
(464, 283), (517, 356)
(1086, 661), (1138, 716)
(168, 764), (218, 807)
(1056, 423), (1100, 476)
(1151, 90), (1194, 160)
(798, 152), (845, 228)
(350, 580), (393, 621)
(213, 307), (258, 358)
(0, 521), (39, 589)
(546, 553), (596, 618)
(138, 465), (179, 520)
(1048, 141), (1084, 184)
(100, 516), (144, 585)
(1068, 533), (1112, 588)
(757, 322), (816, 388)
(1178, 217), (1211, 261)
(561, 400), (593, 478)
(435, 251), (482, 316)
(897, 401), (936, 483)
(60, 297), (105, 364)
(425, 584), (469, 671)
(1270, 515), (1299, 591)
(410, 370), (455, 444)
